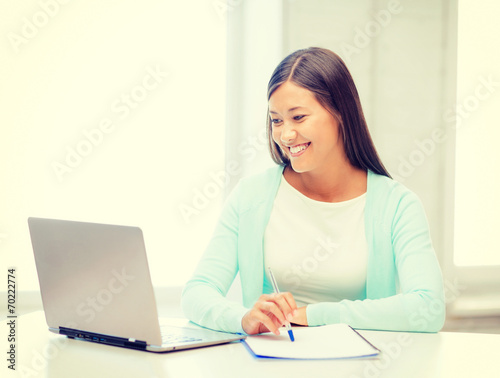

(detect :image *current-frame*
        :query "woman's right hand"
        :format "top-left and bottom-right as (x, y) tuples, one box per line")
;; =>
(241, 293), (297, 335)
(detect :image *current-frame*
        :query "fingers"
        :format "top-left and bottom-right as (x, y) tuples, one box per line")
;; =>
(241, 309), (278, 336)
(250, 306), (283, 335)
(241, 293), (298, 336)
(260, 297), (288, 327)
(258, 293), (297, 323)
(275, 292), (298, 321)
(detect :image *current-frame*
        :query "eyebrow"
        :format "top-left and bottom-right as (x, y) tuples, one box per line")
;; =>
(269, 106), (307, 114)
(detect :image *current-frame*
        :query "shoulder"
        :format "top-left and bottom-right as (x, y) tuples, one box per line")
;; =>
(233, 165), (283, 196)
(367, 171), (427, 228)
(226, 165), (284, 209)
(239, 165), (284, 185)
(368, 170), (421, 205)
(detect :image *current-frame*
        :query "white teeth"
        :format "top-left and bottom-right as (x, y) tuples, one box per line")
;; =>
(290, 143), (309, 154)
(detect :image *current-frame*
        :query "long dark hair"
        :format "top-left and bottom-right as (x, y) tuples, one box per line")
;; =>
(267, 47), (391, 178)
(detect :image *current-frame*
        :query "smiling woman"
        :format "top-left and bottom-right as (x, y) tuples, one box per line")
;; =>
(267, 48), (389, 181)
(182, 47), (445, 336)
(269, 82), (343, 173)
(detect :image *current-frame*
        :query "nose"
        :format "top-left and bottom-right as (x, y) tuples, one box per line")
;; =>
(280, 121), (297, 144)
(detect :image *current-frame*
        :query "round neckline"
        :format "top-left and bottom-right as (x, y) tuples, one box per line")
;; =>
(280, 174), (367, 207)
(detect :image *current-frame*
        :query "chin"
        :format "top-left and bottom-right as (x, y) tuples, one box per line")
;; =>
(289, 161), (311, 174)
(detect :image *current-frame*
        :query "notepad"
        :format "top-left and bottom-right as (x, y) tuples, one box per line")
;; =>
(243, 323), (380, 360)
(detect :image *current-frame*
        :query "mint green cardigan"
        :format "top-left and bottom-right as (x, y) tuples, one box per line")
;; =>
(181, 165), (445, 334)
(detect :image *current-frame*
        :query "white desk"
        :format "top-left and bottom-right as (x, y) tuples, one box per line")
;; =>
(4, 311), (500, 378)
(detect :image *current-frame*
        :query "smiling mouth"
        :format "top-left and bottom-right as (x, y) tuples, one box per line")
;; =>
(289, 142), (310, 155)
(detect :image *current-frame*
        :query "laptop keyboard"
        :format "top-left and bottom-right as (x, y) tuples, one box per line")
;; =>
(161, 334), (203, 345)
(160, 326), (202, 345)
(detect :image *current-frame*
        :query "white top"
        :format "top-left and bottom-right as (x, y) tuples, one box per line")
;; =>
(264, 176), (368, 307)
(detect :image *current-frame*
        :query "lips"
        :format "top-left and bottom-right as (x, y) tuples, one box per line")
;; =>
(288, 142), (310, 157)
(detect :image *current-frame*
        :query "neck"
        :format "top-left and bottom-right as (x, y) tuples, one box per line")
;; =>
(284, 162), (367, 203)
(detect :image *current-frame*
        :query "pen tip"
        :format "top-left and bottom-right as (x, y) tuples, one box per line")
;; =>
(288, 330), (295, 342)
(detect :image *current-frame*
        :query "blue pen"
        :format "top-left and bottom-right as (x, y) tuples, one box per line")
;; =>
(268, 267), (295, 342)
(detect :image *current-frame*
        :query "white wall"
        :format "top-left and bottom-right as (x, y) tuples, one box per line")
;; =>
(0, 0), (227, 299)
(225, 0), (284, 194)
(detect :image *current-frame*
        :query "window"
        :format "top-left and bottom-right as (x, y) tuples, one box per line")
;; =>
(454, 0), (500, 269)
(0, 1), (226, 296)
(446, 0), (500, 317)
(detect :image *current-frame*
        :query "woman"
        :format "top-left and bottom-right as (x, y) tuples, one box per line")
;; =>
(181, 47), (445, 335)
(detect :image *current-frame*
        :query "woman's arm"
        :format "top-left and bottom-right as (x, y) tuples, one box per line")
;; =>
(303, 191), (445, 332)
(182, 176), (298, 335)
(181, 183), (249, 334)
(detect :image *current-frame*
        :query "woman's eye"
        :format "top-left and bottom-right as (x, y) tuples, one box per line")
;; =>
(271, 118), (282, 125)
(293, 115), (305, 121)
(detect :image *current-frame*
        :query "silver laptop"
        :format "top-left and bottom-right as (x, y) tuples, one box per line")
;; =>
(28, 217), (245, 352)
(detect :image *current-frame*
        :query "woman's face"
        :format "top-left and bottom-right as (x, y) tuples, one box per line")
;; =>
(269, 81), (344, 174)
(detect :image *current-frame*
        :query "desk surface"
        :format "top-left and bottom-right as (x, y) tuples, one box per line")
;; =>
(4, 311), (500, 378)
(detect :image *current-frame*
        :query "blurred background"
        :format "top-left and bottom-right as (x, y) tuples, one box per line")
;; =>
(1, 0), (499, 333)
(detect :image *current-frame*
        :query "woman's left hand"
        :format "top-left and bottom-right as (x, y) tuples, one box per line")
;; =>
(291, 306), (308, 326)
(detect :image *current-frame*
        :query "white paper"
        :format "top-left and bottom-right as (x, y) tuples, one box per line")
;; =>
(244, 324), (379, 359)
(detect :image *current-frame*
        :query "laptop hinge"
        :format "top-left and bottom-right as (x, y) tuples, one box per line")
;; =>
(59, 327), (148, 350)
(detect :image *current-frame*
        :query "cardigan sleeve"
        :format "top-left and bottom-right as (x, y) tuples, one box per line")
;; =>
(306, 189), (446, 332)
(181, 182), (249, 334)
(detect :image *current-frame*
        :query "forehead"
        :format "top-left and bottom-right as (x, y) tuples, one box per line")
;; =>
(268, 81), (318, 111)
